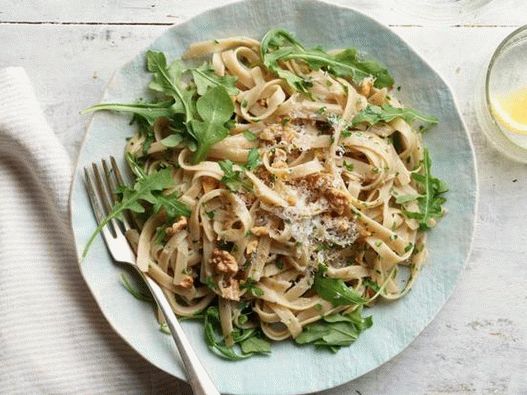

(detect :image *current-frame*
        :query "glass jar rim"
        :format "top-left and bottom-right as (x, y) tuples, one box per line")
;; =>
(485, 25), (527, 112)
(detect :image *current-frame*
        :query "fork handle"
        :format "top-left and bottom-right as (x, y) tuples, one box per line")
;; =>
(140, 271), (220, 395)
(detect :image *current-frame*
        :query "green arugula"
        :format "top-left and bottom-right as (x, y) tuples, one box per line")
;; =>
(81, 100), (174, 125)
(245, 148), (261, 170)
(204, 306), (271, 360)
(218, 148), (260, 191)
(314, 265), (366, 306)
(126, 155), (190, 220)
(204, 276), (219, 291)
(343, 161), (354, 172)
(189, 85), (235, 163)
(243, 130), (257, 141)
(191, 62), (239, 96)
(240, 336), (271, 354)
(403, 149), (448, 230)
(153, 192), (191, 218)
(395, 194), (421, 204)
(241, 278), (264, 297)
(295, 308), (372, 352)
(351, 104), (438, 129)
(159, 134), (183, 147)
(119, 273), (154, 303)
(146, 50), (194, 123)
(363, 278), (381, 293)
(84, 51), (236, 165)
(260, 29), (394, 93)
(219, 160), (252, 192)
(83, 168), (175, 257)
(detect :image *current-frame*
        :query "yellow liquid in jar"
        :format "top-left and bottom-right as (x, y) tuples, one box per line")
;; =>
(491, 86), (527, 136)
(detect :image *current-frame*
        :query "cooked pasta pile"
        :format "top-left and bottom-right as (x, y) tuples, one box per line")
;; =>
(84, 29), (447, 359)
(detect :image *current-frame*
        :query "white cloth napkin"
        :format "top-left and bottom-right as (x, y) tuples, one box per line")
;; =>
(0, 67), (191, 394)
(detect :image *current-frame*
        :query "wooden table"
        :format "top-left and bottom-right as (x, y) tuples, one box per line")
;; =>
(2, 1), (525, 393)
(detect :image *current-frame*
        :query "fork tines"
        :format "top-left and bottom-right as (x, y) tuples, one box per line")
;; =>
(84, 156), (131, 237)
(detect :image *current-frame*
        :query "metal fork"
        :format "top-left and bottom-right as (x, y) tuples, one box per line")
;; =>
(84, 157), (220, 395)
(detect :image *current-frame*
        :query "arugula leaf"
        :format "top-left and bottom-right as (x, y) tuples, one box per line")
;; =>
(142, 130), (155, 155)
(204, 307), (250, 360)
(240, 336), (271, 354)
(343, 161), (354, 172)
(403, 149), (448, 230)
(295, 308), (372, 352)
(119, 273), (154, 303)
(82, 168), (175, 257)
(153, 192), (191, 218)
(260, 29), (394, 92)
(363, 278), (381, 293)
(81, 100), (174, 125)
(351, 104), (438, 129)
(146, 50), (194, 123)
(241, 278), (264, 297)
(245, 148), (261, 170)
(189, 85), (234, 163)
(159, 322), (171, 334)
(332, 48), (393, 88)
(314, 267), (366, 306)
(219, 160), (252, 192)
(395, 194), (421, 204)
(204, 276), (219, 291)
(160, 134), (183, 147)
(243, 130), (257, 141)
(191, 62), (239, 96)
(203, 306), (271, 360)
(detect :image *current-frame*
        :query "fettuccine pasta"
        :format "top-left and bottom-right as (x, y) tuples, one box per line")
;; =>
(84, 29), (447, 359)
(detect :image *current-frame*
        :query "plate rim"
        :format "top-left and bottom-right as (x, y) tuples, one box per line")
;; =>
(68, 0), (479, 393)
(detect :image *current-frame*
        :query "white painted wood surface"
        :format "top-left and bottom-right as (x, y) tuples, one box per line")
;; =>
(1, 1), (526, 394)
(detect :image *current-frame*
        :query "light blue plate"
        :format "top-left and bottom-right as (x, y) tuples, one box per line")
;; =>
(70, 1), (477, 393)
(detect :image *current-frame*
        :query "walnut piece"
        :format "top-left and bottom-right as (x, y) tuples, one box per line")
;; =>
(179, 275), (194, 289)
(359, 77), (374, 97)
(259, 124), (297, 144)
(220, 279), (240, 301)
(368, 88), (388, 106)
(304, 173), (333, 190)
(165, 217), (187, 236)
(326, 188), (348, 215)
(210, 248), (239, 275)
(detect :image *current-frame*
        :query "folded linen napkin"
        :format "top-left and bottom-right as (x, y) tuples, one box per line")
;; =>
(0, 67), (190, 394)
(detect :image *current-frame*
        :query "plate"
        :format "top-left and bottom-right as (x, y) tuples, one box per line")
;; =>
(70, 0), (477, 393)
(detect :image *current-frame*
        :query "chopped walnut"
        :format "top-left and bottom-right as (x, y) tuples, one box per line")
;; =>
(202, 176), (219, 193)
(220, 279), (240, 301)
(251, 226), (269, 236)
(210, 248), (239, 275)
(165, 217), (187, 236)
(179, 275), (194, 289)
(304, 173), (333, 190)
(359, 77), (374, 97)
(299, 173), (349, 214)
(246, 239), (259, 254)
(368, 88), (387, 106)
(259, 124), (297, 144)
(326, 188), (348, 215)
